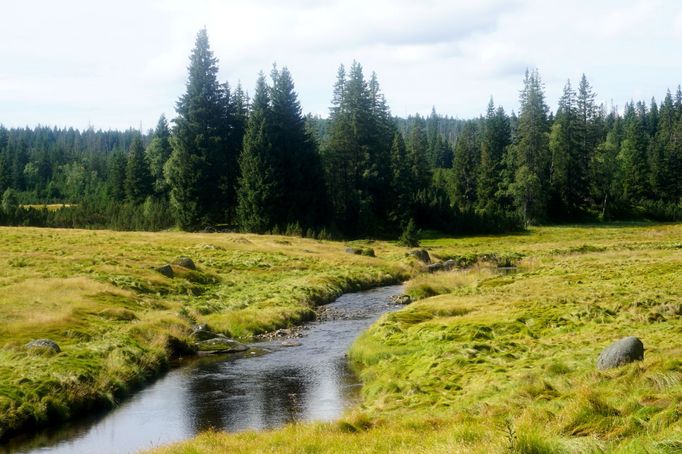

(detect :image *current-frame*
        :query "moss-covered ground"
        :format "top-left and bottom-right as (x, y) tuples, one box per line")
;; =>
(149, 223), (682, 453)
(0, 227), (409, 441)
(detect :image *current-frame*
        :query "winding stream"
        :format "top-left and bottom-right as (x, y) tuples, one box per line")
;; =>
(9, 285), (403, 454)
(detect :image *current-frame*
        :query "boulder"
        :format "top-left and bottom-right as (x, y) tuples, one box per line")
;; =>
(26, 339), (61, 354)
(156, 264), (174, 278)
(191, 324), (222, 341)
(345, 247), (375, 257)
(427, 262), (444, 273)
(390, 294), (412, 305)
(443, 259), (457, 270)
(409, 249), (431, 264)
(597, 336), (644, 370)
(280, 339), (303, 347)
(196, 338), (249, 354)
(166, 336), (197, 357)
(174, 256), (196, 270)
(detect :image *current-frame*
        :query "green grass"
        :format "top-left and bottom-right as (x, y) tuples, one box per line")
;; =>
(148, 223), (682, 453)
(0, 227), (411, 440)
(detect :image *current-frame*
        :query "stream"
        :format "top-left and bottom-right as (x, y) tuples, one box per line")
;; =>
(8, 285), (403, 454)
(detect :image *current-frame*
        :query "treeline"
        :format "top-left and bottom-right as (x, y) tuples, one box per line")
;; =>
(1, 29), (681, 236)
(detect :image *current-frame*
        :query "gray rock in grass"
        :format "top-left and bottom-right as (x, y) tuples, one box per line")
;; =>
(156, 264), (174, 278)
(409, 249), (431, 264)
(174, 256), (196, 270)
(191, 324), (223, 341)
(443, 259), (457, 270)
(427, 262), (444, 273)
(596, 336), (644, 370)
(26, 339), (61, 354)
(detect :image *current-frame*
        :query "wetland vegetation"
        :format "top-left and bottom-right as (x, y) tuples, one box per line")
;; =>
(0, 227), (410, 442)
(146, 223), (682, 453)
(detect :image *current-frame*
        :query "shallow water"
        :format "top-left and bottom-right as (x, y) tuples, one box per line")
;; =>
(9, 285), (403, 454)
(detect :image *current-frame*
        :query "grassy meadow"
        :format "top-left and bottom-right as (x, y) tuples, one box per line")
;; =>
(0, 227), (410, 440)
(149, 223), (682, 453)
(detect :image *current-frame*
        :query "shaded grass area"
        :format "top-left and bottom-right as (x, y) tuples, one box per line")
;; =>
(0, 228), (410, 441)
(150, 223), (682, 453)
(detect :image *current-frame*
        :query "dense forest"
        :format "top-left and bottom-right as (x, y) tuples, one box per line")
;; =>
(1, 29), (680, 237)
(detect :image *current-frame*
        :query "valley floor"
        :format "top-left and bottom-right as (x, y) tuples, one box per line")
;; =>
(148, 223), (682, 453)
(0, 227), (408, 441)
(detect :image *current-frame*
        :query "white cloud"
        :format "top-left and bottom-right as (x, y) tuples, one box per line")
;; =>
(0, 0), (681, 129)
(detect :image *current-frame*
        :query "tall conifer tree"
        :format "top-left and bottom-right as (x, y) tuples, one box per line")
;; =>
(270, 66), (327, 229)
(145, 115), (172, 196)
(452, 122), (479, 211)
(619, 103), (650, 201)
(477, 99), (510, 211)
(236, 73), (276, 233)
(125, 135), (152, 204)
(509, 69), (550, 223)
(165, 28), (234, 229)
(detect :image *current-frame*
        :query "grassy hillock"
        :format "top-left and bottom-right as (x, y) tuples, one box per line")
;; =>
(150, 223), (682, 453)
(0, 227), (410, 441)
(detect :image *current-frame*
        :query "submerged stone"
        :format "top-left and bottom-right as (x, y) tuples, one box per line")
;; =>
(597, 336), (644, 370)
(196, 338), (249, 354)
(280, 339), (303, 347)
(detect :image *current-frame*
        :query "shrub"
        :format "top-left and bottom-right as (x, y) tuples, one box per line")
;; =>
(399, 219), (420, 247)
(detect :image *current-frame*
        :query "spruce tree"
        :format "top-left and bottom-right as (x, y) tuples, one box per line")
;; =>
(0, 154), (10, 196)
(509, 69), (550, 223)
(107, 151), (127, 202)
(125, 136), (153, 204)
(406, 115), (431, 194)
(269, 66), (327, 229)
(650, 91), (682, 201)
(477, 99), (510, 212)
(166, 28), (234, 229)
(575, 74), (598, 210)
(322, 61), (384, 235)
(236, 73), (276, 233)
(548, 79), (579, 218)
(366, 71), (396, 224)
(389, 132), (412, 224)
(145, 115), (172, 196)
(426, 107), (440, 166)
(619, 103), (650, 202)
(452, 121), (479, 211)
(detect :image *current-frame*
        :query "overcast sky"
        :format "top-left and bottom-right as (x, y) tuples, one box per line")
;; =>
(2, 0), (682, 130)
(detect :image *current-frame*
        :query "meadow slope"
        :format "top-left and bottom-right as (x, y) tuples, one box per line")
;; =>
(150, 223), (682, 453)
(0, 227), (409, 441)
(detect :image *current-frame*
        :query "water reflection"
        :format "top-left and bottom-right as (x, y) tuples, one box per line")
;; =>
(7, 285), (402, 454)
